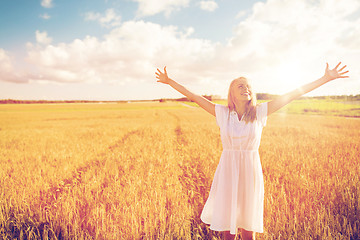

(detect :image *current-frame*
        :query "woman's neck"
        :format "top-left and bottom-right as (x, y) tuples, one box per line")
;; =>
(234, 101), (248, 118)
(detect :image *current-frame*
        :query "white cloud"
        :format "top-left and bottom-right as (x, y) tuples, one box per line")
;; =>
(24, 21), (217, 85)
(0, 49), (14, 76)
(41, 0), (53, 8)
(36, 30), (53, 45)
(3, 0), (360, 98)
(225, 0), (360, 95)
(199, 1), (218, 12)
(0, 49), (27, 83)
(133, 0), (190, 17)
(84, 8), (121, 28)
(39, 13), (51, 20)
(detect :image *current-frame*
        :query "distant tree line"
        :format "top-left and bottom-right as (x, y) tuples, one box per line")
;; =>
(256, 93), (279, 100)
(256, 93), (360, 100)
(0, 99), (127, 104)
(160, 94), (360, 102)
(302, 95), (360, 100)
(1, 94), (359, 104)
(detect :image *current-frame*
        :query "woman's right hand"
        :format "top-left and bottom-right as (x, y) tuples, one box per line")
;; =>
(155, 66), (171, 84)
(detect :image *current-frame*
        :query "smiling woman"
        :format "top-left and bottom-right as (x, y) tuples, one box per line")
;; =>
(155, 62), (349, 240)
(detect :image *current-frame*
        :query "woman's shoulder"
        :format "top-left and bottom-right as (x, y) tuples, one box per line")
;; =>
(256, 101), (268, 107)
(256, 102), (268, 111)
(215, 103), (229, 109)
(214, 104), (230, 127)
(215, 104), (230, 114)
(256, 102), (268, 126)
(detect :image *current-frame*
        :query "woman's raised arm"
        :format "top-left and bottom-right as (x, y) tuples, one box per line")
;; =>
(267, 62), (349, 116)
(156, 66), (215, 116)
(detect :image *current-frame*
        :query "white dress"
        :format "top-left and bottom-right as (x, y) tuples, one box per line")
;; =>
(200, 102), (268, 234)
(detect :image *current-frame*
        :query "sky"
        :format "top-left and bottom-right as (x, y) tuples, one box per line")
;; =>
(0, 0), (359, 101)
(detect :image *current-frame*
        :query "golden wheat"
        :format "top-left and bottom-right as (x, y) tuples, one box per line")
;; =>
(0, 102), (359, 239)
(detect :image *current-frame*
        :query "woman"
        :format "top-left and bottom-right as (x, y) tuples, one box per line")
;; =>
(155, 63), (348, 240)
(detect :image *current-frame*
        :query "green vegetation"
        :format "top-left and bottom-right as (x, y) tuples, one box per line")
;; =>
(182, 99), (360, 118)
(277, 99), (360, 117)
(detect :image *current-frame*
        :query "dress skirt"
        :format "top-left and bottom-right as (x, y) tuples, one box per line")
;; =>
(200, 149), (264, 234)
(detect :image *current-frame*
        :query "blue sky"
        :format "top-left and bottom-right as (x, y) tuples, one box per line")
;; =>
(0, 0), (359, 100)
(0, 0), (254, 50)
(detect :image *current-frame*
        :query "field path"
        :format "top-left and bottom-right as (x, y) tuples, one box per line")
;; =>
(38, 128), (144, 213)
(164, 109), (222, 237)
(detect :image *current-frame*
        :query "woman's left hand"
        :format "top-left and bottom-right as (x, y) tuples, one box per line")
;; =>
(324, 62), (349, 81)
(155, 66), (171, 84)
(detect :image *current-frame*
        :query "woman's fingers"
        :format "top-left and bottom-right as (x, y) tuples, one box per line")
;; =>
(339, 70), (349, 78)
(334, 62), (341, 70)
(156, 69), (163, 78)
(156, 68), (168, 76)
(337, 63), (349, 77)
(338, 65), (347, 72)
(155, 67), (167, 82)
(155, 66), (169, 82)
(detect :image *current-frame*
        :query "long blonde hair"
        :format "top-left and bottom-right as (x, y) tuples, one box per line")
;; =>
(227, 77), (257, 123)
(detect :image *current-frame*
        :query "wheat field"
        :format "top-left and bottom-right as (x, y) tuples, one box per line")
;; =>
(0, 102), (359, 239)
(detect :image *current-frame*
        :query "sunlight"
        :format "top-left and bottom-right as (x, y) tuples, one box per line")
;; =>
(275, 62), (304, 93)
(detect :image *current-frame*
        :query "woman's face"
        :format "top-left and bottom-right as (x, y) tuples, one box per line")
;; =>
(231, 78), (252, 102)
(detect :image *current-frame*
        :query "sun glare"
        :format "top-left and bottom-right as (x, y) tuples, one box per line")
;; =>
(276, 62), (304, 93)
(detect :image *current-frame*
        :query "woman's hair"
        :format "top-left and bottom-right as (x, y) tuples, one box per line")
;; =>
(227, 77), (257, 123)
